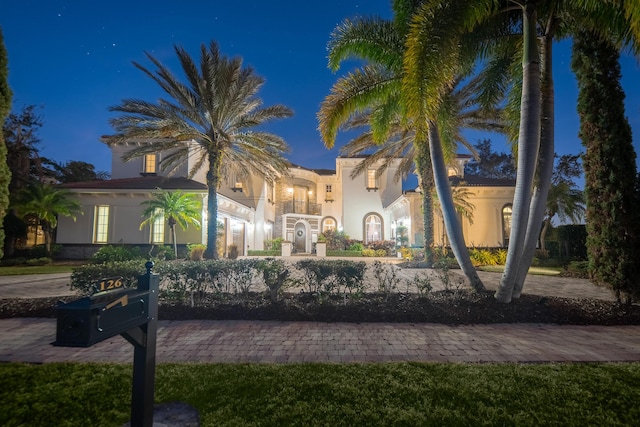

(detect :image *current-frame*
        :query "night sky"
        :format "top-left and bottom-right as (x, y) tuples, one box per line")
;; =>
(2, 0), (639, 181)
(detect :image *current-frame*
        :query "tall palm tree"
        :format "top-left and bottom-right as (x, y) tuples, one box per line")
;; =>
(319, 13), (502, 291)
(402, 0), (640, 302)
(140, 190), (202, 258)
(104, 41), (293, 259)
(14, 182), (82, 257)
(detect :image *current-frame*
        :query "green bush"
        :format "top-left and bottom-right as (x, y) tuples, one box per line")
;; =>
(256, 258), (291, 301)
(247, 250), (280, 256)
(90, 245), (145, 264)
(70, 260), (149, 295)
(151, 245), (176, 260)
(348, 242), (364, 252)
(296, 259), (366, 299)
(264, 237), (283, 251)
(371, 260), (400, 294)
(187, 244), (206, 261)
(375, 249), (387, 257)
(25, 257), (52, 266)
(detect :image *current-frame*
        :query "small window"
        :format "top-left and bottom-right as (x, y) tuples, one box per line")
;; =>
(267, 181), (275, 203)
(325, 184), (334, 201)
(94, 205), (110, 243)
(232, 175), (243, 192)
(143, 154), (157, 174)
(367, 169), (378, 190)
(151, 209), (164, 243)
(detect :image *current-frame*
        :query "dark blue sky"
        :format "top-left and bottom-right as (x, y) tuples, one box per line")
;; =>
(2, 1), (639, 178)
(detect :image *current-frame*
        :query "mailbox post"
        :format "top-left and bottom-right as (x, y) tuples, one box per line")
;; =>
(53, 261), (159, 427)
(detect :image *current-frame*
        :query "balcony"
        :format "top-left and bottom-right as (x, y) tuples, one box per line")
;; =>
(283, 201), (322, 216)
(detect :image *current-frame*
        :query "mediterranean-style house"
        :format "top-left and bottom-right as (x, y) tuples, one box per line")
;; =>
(55, 142), (515, 259)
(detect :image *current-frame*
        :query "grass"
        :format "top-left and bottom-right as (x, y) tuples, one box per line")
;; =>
(1, 362), (639, 426)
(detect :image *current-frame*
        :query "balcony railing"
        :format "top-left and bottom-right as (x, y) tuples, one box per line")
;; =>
(283, 201), (322, 216)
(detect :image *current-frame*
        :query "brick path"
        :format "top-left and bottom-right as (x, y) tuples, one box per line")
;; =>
(2, 318), (639, 364)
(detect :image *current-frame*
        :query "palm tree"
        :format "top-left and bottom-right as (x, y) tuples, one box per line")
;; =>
(402, 0), (640, 302)
(140, 191), (202, 258)
(104, 41), (293, 259)
(320, 11), (502, 291)
(14, 182), (82, 257)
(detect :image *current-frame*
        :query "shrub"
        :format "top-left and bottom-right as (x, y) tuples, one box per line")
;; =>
(256, 258), (291, 302)
(362, 248), (376, 257)
(405, 272), (433, 296)
(228, 244), (239, 260)
(366, 240), (395, 255)
(469, 248), (497, 266)
(187, 244), (206, 261)
(247, 250), (280, 256)
(264, 237), (283, 251)
(90, 245), (145, 264)
(332, 260), (366, 296)
(326, 250), (363, 257)
(25, 257), (52, 266)
(371, 261), (400, 295)
(348, 242), (364, 252)
(70, 260), (149, 295)
(151, 245), (176, 260)
(322, 229), (351, 250)
(29, 244), (62, 258)
(375, 249), (387, 257)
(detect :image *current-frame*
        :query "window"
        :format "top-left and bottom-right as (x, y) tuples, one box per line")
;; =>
(502, 204), (513, 246)
(151, 209), (164, 243)
(367, 169), (378, 190)
(143, 154), (157, 174)
(364, 214), (382, 244)
(325, 184), (333, 201)
(322, 217), (336, 232)
(232, 175), (243, 192)
(293, 186), (308, 213)
(267, 182), (275, 203)
(94, 205), (110, 243)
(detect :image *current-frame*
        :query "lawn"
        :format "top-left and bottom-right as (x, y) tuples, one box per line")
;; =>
(0, 265), (77, 276)
(1, 362), (639, 426)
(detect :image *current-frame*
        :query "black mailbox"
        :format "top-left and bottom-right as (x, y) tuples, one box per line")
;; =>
(54, 279), (150, 347)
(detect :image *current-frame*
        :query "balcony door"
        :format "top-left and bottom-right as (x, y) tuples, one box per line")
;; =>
(293, 186), (308, 214)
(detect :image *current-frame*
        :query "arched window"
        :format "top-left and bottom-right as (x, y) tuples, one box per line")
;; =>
(363, 213), (383, 244)
(502, 204), (512, 247)
(322, 217), (337, 232)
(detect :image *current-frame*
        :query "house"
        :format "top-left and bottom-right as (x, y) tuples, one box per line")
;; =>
(55, 143), (515, 259)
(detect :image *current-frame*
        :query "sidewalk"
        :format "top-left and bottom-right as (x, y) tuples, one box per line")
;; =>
(1, 269), (638, 364)
(2, 318), (640, 364)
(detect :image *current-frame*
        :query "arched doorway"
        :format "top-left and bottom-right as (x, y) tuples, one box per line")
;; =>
(294, 222), (307, 253)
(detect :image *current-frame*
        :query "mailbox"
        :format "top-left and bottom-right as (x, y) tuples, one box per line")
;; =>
(54, 278), (150, 347)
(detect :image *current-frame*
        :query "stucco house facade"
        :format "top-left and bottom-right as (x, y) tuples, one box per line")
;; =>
(55, 142), (515, 259)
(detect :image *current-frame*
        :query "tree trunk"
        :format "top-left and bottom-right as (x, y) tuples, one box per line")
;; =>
(204, 150), (222, 260)
(428, 121), (485, 292)
(496, 2), (541, 303)
(512, 32), (555, 299)
(414, 140), (434, 265)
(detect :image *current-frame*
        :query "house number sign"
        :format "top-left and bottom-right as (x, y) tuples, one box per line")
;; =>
(92, 277), (125, 294)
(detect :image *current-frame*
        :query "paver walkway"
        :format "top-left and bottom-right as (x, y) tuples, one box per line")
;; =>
(2, 318), (640, 364)
(1, 268), (638, 364)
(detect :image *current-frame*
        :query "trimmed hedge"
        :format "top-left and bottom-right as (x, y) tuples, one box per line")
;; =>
(326, 250), (363, 257)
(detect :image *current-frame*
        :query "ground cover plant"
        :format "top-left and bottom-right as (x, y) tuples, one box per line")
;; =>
(1, 362), (639, 426)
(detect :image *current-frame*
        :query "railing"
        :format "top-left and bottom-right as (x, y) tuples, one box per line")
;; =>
(283, 201), (322, 216)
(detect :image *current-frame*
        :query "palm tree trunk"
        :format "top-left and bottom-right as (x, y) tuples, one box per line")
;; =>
(512, 34), (555, 299)
(204, 150), (222, 259)
(414, 140), (434, 265)
(428, 121), (485, 292)
(496, 2), (541, 303)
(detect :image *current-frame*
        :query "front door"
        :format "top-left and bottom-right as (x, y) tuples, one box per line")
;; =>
(294, 222), (306, 253)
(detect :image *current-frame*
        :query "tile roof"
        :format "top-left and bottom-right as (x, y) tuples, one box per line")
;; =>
(58, 176), (208, 190)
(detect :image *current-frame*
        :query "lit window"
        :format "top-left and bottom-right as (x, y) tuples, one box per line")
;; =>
(325, 184), (333, 201)
(94, 206), (109, 243)
(144, 154), (157, 174)
(367, 169), (378, 189)
(502, 205), (512, 246)
(322, 217), (336, 232)
(364, 214), (382, 244)
(232, 175), (243, 192)
(152, 209), (164, 243)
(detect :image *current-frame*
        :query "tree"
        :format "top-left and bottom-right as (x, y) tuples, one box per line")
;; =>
(402, 0), (640, 302)
(540, 154), (585, 253)
(572, 30), (639, 303)
(13, 182), (82, 257)
(0, 28), (12, 260)
(42, 159), (109, 183)
(464, 139), (515, 180)
(140, 190), (202, 258)
(319, 10), (503, 291)
(104, 41), (292, 259)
